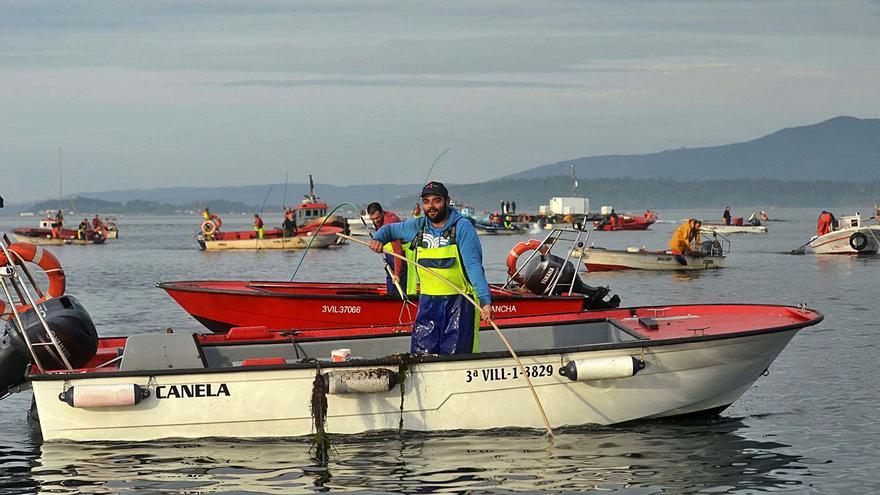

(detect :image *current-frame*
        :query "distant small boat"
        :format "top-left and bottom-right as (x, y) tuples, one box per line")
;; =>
(594, 211), (657, 231)
(11, 228), (106, 246)
(809, 214), (880, 254)
(582, 245), (726, 271)
(18, 212), (35, 217)
(701, 224), (768, 234)
(197, 227), (341, 251)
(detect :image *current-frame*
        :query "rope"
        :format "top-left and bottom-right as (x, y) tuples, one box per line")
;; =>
(338, 233), (554, 438)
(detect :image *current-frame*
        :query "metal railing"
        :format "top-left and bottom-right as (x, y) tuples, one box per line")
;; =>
(501, 227), (591, 296)
(0, 233), (73, 373)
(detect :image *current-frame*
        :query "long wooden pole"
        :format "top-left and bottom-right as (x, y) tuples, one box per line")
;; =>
(338, 233), (554, 438)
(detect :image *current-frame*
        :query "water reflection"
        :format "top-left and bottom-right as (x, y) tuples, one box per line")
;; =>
(20, 418), (810, 494)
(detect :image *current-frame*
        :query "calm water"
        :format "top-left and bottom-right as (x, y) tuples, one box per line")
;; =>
(0, 208), (877, 494)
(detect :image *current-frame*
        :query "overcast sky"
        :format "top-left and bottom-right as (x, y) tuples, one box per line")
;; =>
(3, 0), (879, 203)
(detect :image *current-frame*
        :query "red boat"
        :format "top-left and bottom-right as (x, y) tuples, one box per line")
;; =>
(159, 280), (616, 333)
(594, 211), (657, 231)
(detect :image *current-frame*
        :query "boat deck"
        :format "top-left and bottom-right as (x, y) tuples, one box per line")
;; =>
(38, 304), (821, 376)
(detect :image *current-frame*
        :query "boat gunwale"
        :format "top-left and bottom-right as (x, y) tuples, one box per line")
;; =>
(27, 307), (823, 382)
(155, 281), (591, 303)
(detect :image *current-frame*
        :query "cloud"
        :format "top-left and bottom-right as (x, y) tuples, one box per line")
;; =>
(217, 78), (582, 89)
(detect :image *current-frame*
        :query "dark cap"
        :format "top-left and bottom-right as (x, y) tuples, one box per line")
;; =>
(420, 181), (449, 198)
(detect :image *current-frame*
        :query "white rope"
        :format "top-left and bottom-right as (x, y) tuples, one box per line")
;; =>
(339, 233), (554, 438)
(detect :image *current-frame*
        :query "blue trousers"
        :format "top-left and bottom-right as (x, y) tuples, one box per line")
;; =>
(412, 294), (476, 355)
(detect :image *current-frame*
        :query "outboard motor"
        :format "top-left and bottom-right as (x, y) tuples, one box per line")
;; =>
(699, 240), (723, 256)
(0, 295), (98, 397)
(520, 253), (620, 309)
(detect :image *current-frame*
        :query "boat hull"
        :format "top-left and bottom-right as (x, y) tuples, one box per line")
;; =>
(159, 281), (591, 332)
(702, 224), (768, 234)
(199, 233), (337, 251)
(594, 216), (655, 231)
(10, 231), (103, 246)
(29, 326), (799, 442)
(584, 247), (725, 271)
(809, 226), (880, 254)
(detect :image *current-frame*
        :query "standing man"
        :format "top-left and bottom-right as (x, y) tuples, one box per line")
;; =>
(253, 214), (265, 239)
(282, 210), (297, 237)
(91, 214), (103, 230)
(371, 182), (492, 355)
(367, 202), (412, 297)
(722, 206), (732, 226)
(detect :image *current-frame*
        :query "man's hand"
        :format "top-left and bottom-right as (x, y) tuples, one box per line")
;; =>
(480, 304), (493, 322)
(369, 240), (384, 253)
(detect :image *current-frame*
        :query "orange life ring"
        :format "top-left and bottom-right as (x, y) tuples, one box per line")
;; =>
(201, 220), (218, 235)
(0, 243), (66, 319)
(506, 239), (549, 278)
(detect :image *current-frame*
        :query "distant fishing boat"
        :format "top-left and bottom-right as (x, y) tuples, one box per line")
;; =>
(580, 235), (729, 272)
(809, 213), (880, 254)
(196, 176), (349, 251)
(593, 211), (657, 231)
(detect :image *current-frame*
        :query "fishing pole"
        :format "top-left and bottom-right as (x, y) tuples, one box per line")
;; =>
(289, 203), (407, 304)
(339, 232), (555, 439)
(259, 184), (275, 216)
(282, 173), (289, 212)
(414, 148), (450, 213)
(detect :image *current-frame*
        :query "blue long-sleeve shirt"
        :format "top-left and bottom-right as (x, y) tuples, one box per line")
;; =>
(373, 208), (492, 306)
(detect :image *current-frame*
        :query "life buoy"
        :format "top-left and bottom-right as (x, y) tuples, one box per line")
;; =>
(519, 214), (532, 222)
(201, 220), (217, 236)
(0, 243), (66, 319)
(849, 232), (869, 251)
(506, 239), (549, 278)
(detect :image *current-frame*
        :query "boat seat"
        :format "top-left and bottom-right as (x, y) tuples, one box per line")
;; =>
(119, 333), (206, 371)
(226, 326), (273, 341)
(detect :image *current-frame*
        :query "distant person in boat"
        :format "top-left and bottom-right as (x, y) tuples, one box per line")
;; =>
(411, 205), (421, 218)
(609, 209), (619, 228)
(723, 207), (732, 226)
(91, 215), (103, 230)
(282, 210), (297, 237)
(817, 211), (836, 237)
(253, 214), (265, 240)
(503, 215), (513, 230)
(370, 181), (492, 356)
(367, 202), (411, 298)
(55, 209), (64, 230)
(669, 219), (699, 255)
(77, 219), (90, 240)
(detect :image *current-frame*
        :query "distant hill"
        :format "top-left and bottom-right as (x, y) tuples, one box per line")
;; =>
(76, 183), (419, 209)
(506, 116), (880, 181)
(388, 177), (880, 211)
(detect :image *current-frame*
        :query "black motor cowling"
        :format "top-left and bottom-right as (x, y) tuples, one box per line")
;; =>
(521, 253), (620, 309)
(0, 295), (99, 396)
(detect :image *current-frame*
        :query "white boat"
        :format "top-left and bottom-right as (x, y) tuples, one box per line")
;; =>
(6, 298), (819, 442)
(0, 236), (823, 443)
(809, 214), (880, 254)
(582, 246), (726, 271)
(701, 224), (768, 234)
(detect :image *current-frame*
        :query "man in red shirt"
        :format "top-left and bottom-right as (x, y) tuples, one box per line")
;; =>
(367, 202), (408, 297)
(817, 211), (835, 237)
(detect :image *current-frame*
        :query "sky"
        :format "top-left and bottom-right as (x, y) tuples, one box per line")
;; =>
(2, 0), (879, 203)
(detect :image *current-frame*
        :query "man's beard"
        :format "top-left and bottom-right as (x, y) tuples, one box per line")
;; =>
(426, 204), (449, 223)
